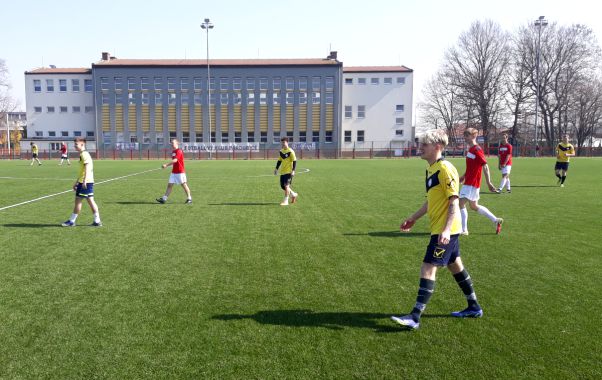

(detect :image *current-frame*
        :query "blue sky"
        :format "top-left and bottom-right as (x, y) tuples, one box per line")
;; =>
(3, 0), (600, 112)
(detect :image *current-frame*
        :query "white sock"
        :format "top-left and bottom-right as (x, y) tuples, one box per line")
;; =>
(283, 196), (289, 203)
(506, 178), (511, 190)
(499, 178), (506, 190)
(93, 212), (101, 223)
(162, 195), (168, 201)
(460, 207), (468, 232)
(70, 213), (78, 222)
(477, 206), (497, 223)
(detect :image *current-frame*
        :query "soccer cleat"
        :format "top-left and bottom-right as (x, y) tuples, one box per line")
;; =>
(390, 315), (420, 330)
(61, 220), (75, 227)
(280, 202), (289, 206)
(156, 197), (166, 204)
(185, 199), (192, 204)
(507, 190), (511, 194)
(497, 188), (502, 193)
(557, 178), (562, 185)
(451, 307), (483, 318)
(560, 184), (565, 188)
(495, 218), (503, 235)
(91, 221), (102, 227)
(290, 194), (298, 204)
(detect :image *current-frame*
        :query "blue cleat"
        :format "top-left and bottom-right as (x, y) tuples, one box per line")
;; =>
(61, 220), (75, 227)
(390, 315), (420, 330)
(156, 197), (166, 204)
(451, 307), (483, 318)
(91, 221), (103, 227)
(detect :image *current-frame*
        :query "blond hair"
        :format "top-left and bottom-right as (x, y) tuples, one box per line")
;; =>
(420, 129), (449, 147)
(464, 127), (478, 138)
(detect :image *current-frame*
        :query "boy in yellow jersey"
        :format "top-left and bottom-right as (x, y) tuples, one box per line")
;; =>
(391, 129), (483, 330)
(273, 137), (298, 206)
(61, 138), (102, 227)
(30, 142), (42, 166)
(555, 134), (575, 187)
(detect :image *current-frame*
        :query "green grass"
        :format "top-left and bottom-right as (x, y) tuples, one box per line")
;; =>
(0, 157), (600, 379)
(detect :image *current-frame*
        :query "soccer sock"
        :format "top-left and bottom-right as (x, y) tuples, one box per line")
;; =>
(453, 270), (479, 309)
(556, 173), (561, 180)
(561, 176), (567, 184)
(499, 178), (506, 190)
(506, 178), (511, 191)
(460, 207), (468, 232)
(93, 213), (100, 223)
(477, 205), (497, 223)
(410, 278), (435, 322)
(162, 195), (168, 201)
(70, 213), (78, 222)
(283, 196), (289, 202)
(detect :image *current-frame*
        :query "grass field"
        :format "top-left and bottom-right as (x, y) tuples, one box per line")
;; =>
(0, 157), (600, 379)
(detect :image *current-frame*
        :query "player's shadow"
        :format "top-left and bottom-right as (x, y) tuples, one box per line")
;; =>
(508, 185), (557, 188)
(343, 231), (430, 238)
(212, 309), (405, 332)
(3, 223), (60, 228)
(111, 201), (158, 205)
(208, 202), (278, 206)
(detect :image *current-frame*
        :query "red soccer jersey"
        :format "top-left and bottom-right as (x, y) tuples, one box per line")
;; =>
(498, 143), (512, 166)
(61, 144), (67, 154)
(464, 145), (487, 188)
(171, 149), (185, 173)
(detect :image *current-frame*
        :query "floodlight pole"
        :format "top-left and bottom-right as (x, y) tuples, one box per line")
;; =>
(534, 15), (548, 157)
(201, 18), (214, 159)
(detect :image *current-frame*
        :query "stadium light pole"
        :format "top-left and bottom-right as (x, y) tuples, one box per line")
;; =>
(201, 18), (214, 158)
(534, 15), (548, 157)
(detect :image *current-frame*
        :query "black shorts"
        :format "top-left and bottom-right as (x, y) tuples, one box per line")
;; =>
(32, 153), (38, 158)
(423, 234), (460, 266)
(280, 174), (293, 190)
(555, 162), (569, 171)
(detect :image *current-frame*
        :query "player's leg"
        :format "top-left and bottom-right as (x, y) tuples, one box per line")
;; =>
(498, 173), (507, 192)
(181, 183), (192, 203)
(448, 257), (483, 317)
(560, 165), (568, 186)
(280, 175), (290, 205)
(555, 163), (562, 184)
(459, 197), (469, 235)
(62, 196), (83, 226)
(471, 199), (503, 233)
(86, 196), (102, 226)
(289, 178), (298, 203)
(157, 183), (174, 203)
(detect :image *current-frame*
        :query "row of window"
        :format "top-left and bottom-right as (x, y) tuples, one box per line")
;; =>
(34, 130), (95, 138)
(34, 106), (94, 114)
(99, 76), (336, 92)
(344, 77), (406, 85)
(33, 79), (93, 93)
(342, 129), (404, 143)
(104, 130), (334, 144)
(100, 92), (334, 105)
(344, 105), (405, 124)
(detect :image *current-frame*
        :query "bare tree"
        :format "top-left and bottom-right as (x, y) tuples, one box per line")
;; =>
(505, 32), (534, 143)
(566, 77), (602, 154)
(419, 70), (462, 143)
(0, 58), (18, 114)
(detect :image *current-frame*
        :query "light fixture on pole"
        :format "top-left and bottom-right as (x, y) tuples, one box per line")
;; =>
(534, 15), (548, 156)
(201, 17), (214, 158)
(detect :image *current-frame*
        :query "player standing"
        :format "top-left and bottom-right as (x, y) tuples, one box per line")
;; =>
(61, 138), (101, 227)
(273, 137), (298, 206)
(459, 128), (503, 235)
(497, 133), (512, 193)
(555, 134), (575, 188)
(59, 141), (71, 166)
(391, 129), (483, 330)
(156, 139), (192, 204)
(30, 142), (42, 166)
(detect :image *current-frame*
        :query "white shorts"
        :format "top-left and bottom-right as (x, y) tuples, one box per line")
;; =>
(169, 173), (187, 184)
(459, 185), (480, 201)
(501, 165), (512, 175)
(61, 154), (68, 159)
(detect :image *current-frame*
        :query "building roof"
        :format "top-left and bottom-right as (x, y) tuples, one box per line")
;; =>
(93, 58), (341, 68)
(25, 68), (92, 75)
(343, 66), (413, 73)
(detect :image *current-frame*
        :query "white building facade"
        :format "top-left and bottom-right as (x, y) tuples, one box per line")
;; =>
(342, 66), (413, 150)
(23, 68), (96, 151)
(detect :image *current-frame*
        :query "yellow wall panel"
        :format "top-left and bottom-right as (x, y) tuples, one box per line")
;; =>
(102, 105), (110, 132)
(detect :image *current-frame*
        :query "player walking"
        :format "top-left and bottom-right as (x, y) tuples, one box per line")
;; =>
(273, 137), (298, 206)
(30, 142), (42, 166)
(392, 129), (483, 330)
(156, 139), (192, 204)
(555, 134), (575, 188)
(497, 133), (512, 193)
(59, 141), (71, 166)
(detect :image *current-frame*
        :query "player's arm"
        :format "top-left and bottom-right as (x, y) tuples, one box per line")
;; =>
(291, 160), (297, 176)
(566, 147), (576, 157)
(274, 158), (282, 175)
(439, 195), (459, 245)
(400, 201), (428, 232)
(80, 162), (89, 189)
(162, 158), (178, 169)
(482, 164), (497, 192)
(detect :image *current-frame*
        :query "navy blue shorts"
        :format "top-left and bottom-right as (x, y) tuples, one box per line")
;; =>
(423, 234), (460, 266)
(76, 182), (94, 198)
(555, 162), (569, 171)
(280, 174), (293, 190)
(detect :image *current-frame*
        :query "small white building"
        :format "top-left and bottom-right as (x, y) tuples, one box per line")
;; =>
(22, 68), (96, 152)
(342, 66), (413, 150)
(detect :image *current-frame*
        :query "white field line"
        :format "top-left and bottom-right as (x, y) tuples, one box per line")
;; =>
(0, 168), (160, 212)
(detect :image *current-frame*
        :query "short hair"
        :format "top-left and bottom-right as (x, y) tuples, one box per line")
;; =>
(280, 137), (289, 142)
(420, 129), (448, 147)
(171, 138), (179, 143)
(464, 127), (478, 137)
(73, 137), (87, 143)
(502, 133), (508, 138)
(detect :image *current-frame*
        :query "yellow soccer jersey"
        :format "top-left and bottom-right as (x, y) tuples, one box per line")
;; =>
(556, 143), (575, 162)
(31, 144), (39, 154)
(77, 150), (94, 183)
(426, 159), (462, 236)
(277, 147), (297, 175)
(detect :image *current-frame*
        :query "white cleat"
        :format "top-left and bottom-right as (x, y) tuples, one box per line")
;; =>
(391, 315), (420, 330)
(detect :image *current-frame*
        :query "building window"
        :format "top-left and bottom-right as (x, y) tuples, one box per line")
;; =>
(299, 77), (308, 90)
(299, 92), (307, 104)
(325, 93), (334, 104)
(299, 131), (307, 142)
(85, 106), (94, 113)
(357, 105), (366, 118)
(155, 92), (163, 105)
(287, 130), (294, 141)
(35, 131), (43, 137)
(74, 131), (82, 137)
(61, 131), (69, 137)
(312, 92), (321, 104)
(357, 78), (366, 85)
(167, 77), (176, 91)
(396, 104), (405, 112)
(344, 106), (352, 118)
(248, 133), (255, 143)
(325, 131), (333, 142)
(154, 77), (163, 90)
(181, 93), (189, 104)
(142, 93), (149, 105)
(260, 92), (267, 105)
(260, 131), (267, 143)
(312, 76), (321, 90)
(209, 78), (216, 91)
(182, 132), (190, 143)
(84, 79), (93, 92)
(273, 92), (280, 105)
(312, 131), (320, 142)
(193, 77), (202, 91)
(233, 78), (242, 90)
(246, 78), (255, 91)
(325, 77), (334, 91)
(220, 93), (228, 105)
(209, 93), (217, 105)
(46, 79), (54, 92)
(34, 106), (42, 113)
(128, 93), (136, 105)
(357, 130), (365, 142)
(194, 93), (202, 105)
(234, 132), (242, 143)
(34, 79), (41, 92)
(47, 106), (55, 113)
(285, 77), (294, 91)
(127, 77), (137, 91)
(141, 77), (150, 91)
(384, 77), (393, 85)
(395, 117), (404, 125)
(397, 77), (405, 84)
(101, 93), (109, 104)
(72, 79), (80, 92)
(115, 92), (124, 104)
(48, 131), (56, 137)
(273, 77), (281, 90)
(100, 77), (109, 90)
(86, 131), (95, 137)
(286, 92), (294, 105)
(395, 130), (404, 136)
(345, 78), (353, 85)
(371, 78), (379, 85)
(180, 78), (189, 91)
(72, 106), (81, 113)
(168, 93), (176, 105)
(220, 77), (229, 91)
(234, 93), (242, 105)
(59, 79), (67, 92)
(247, 93), (255, 105)
(60, 106), (68, 113)
(273, 133), (281, 144)
(344, 130), (352, 142)
(260, 77), (268, 90)
(114, 77), (123, 90)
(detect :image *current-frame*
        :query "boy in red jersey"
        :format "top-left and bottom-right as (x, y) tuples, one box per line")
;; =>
(59, 141), (71, 166)
(459, 128), (503, 235)
(156, 139), (192, 204)
(497, 134), (512, 193)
